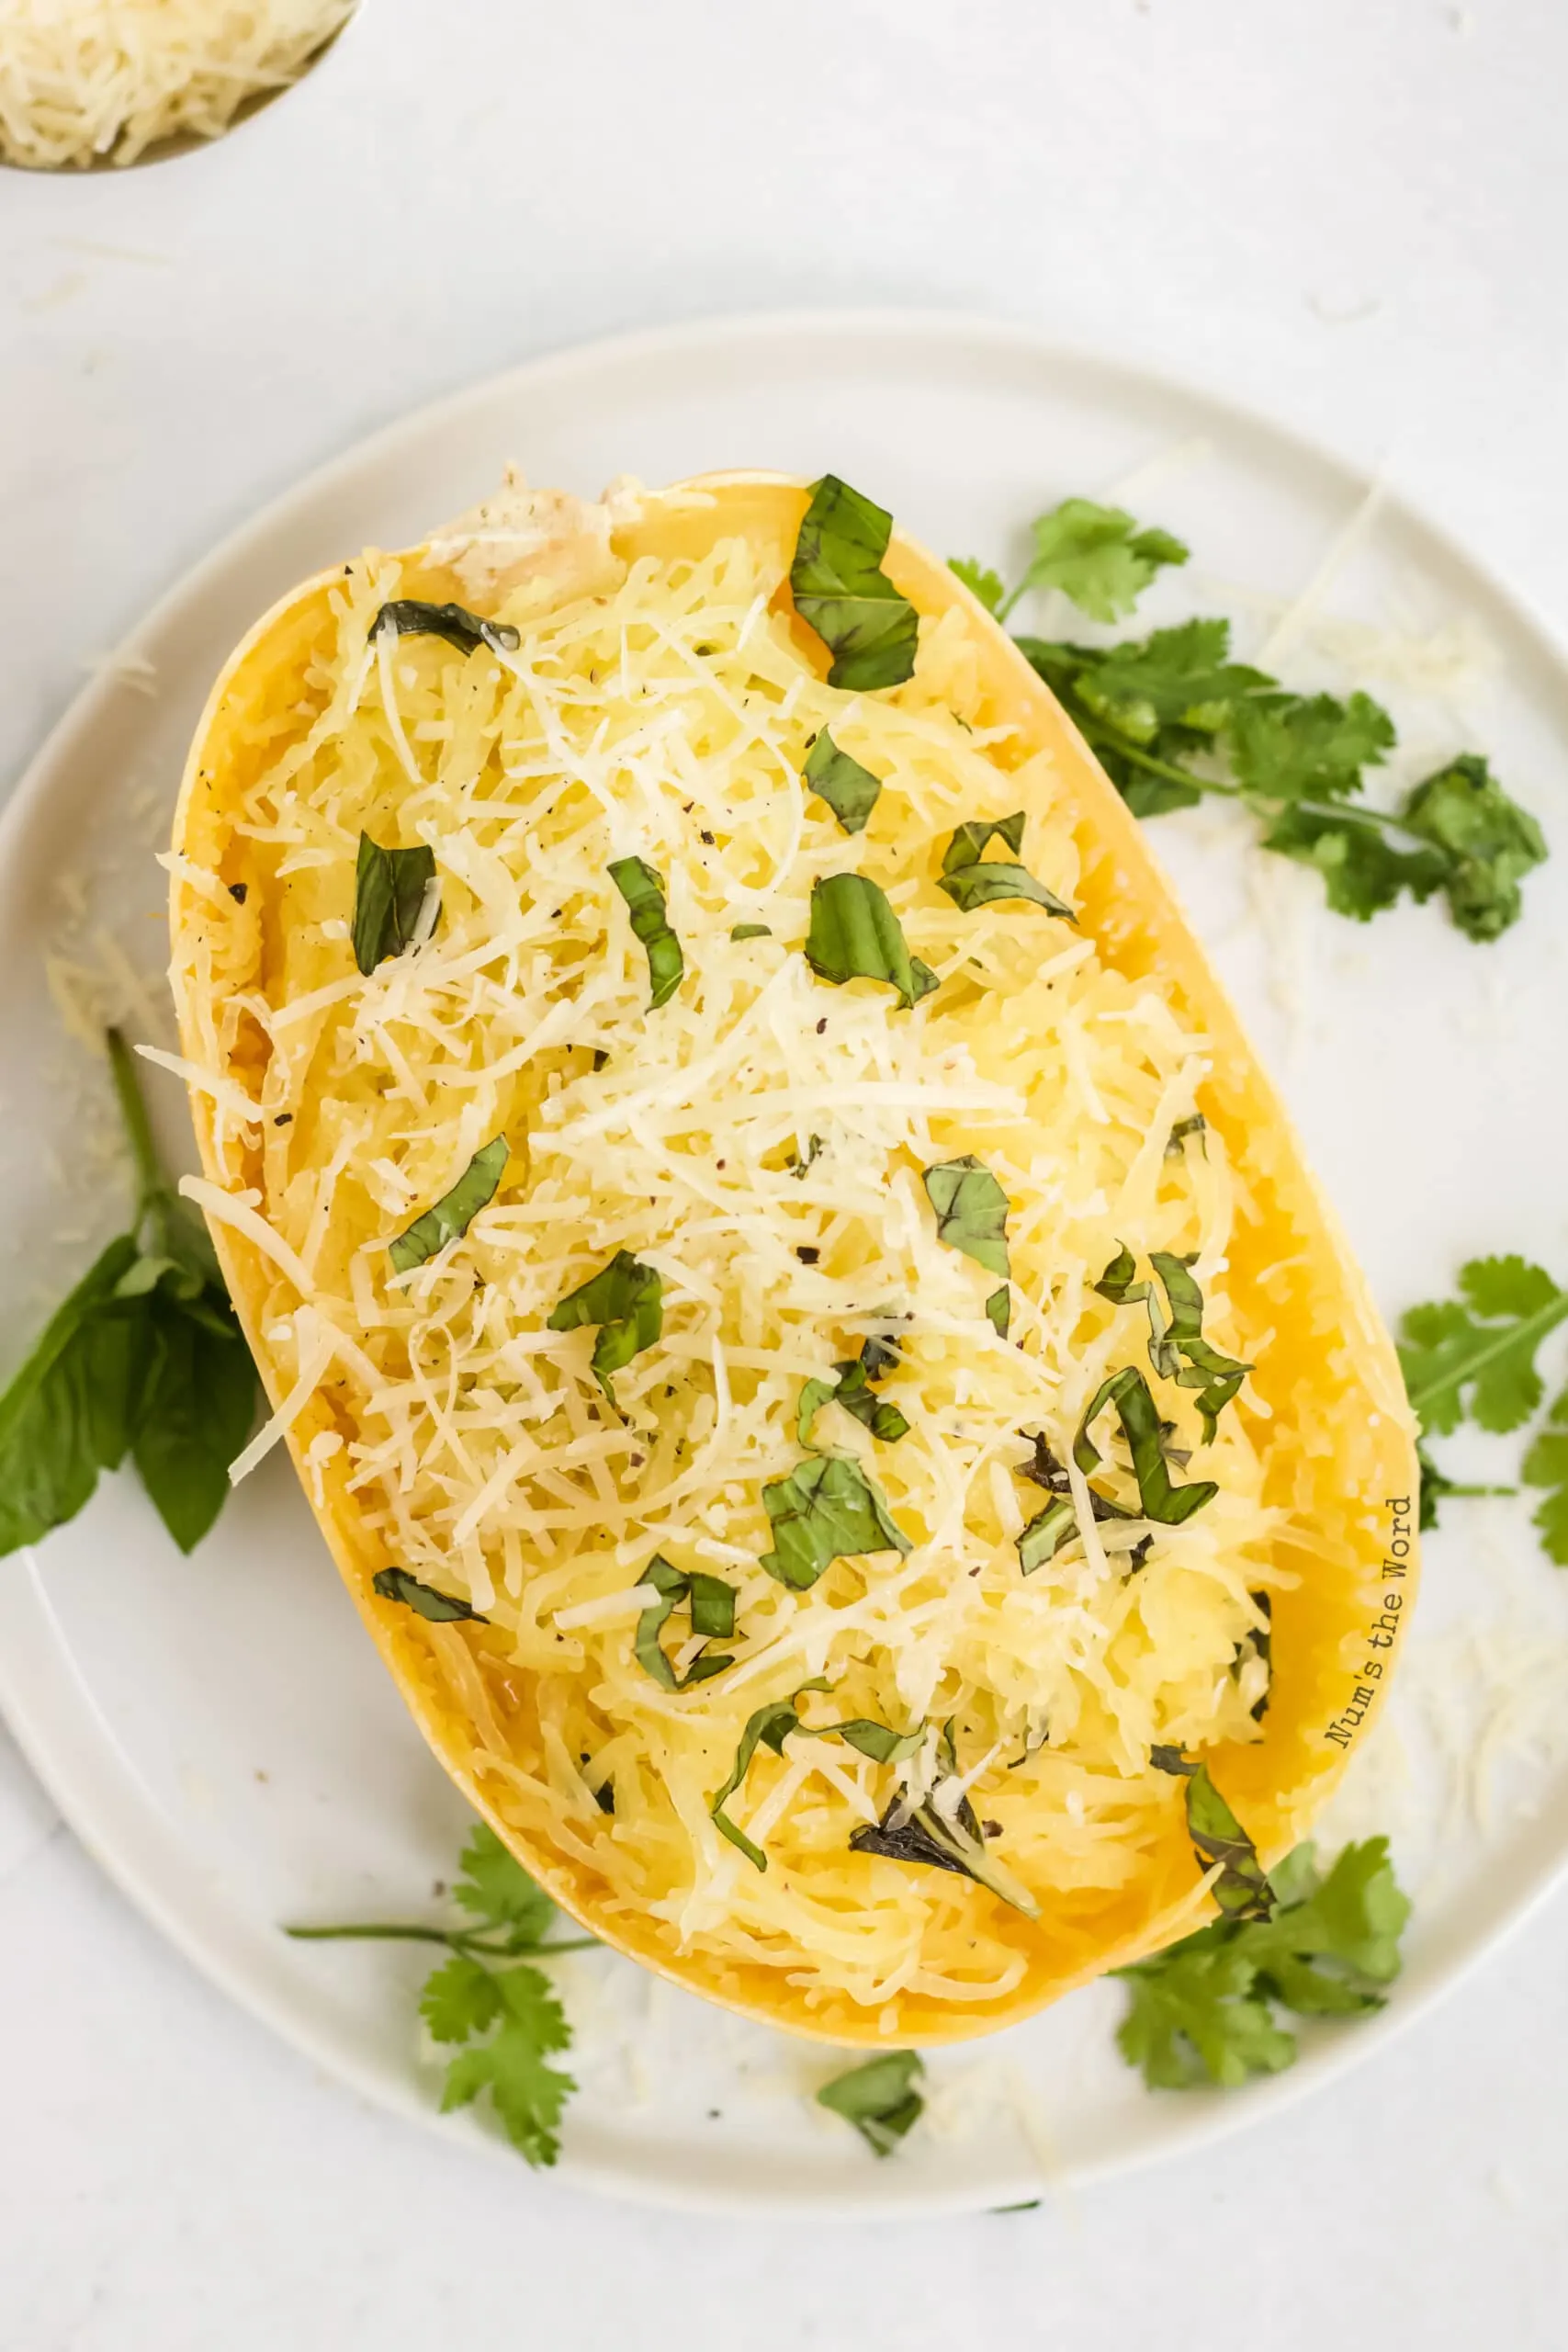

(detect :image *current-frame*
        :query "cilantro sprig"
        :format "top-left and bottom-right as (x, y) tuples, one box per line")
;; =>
(0, 1029), (259, 1558)
(1398, 1255), (1568, 1546)
(1113, 1838), (1410, 2088)
(288, 1823), (593, 2167)
(952, 497), (1189, 626)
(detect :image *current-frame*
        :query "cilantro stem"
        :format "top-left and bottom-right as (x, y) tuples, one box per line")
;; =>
(1075, 718), (1233, 799)
(1405, 1295), (1568, 1418)
(105, 1026), (165, 1213)
(284, 1924), (598, 1956)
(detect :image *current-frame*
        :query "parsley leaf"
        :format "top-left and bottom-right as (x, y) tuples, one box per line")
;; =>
(1400, 753), (1549, 941)
(947, 557), (1005, 615)
(1112, 1838), (1409, 2087)
(1151, 1747), (1274, 1921)
(805, 874), (938, 1009)
(372, 1566), (489, 1623)
(1000, 499), (1189, 625)
(759, 1453), (912, 1589)
(389, 1135), (508, 1276)
(1397, 1257), (1568, 1436)
(922, 1154), (1010, 1282)
(804, 730), (884, 835)
(547, 1249), (663, 1408)
(1075, 1365), (1218, 1524)
(937, 811), (1075, 922)
(352, 833), (437, 975)
(371, 598), (521, 658)
(608, 855), (684, 1008)
(817, 2050), (926, 2156)
(796, 1337), (909, 1448)
(0, 1030), (260, 1558)
(632, 1555), (736, 1690)
(790, 475), (919, 691)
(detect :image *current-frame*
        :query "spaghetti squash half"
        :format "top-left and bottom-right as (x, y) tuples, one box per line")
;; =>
(168, 469), (1417, 2044)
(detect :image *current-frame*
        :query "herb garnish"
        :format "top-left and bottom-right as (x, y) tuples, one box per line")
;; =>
(1014, 1433), (1143, 1575)
(707, 1680), (923, 1869)
(547, 1250), (663, 1408)
(817, 2051), (926, 2156)
(632, 1555), (737, 1690)
(955, 497), (1189, 626)
(372, 1567), (489, 1623)
(352, 834), (437, 978)
(388, 1135), (508, 1276)
(937, 811), (1075, 921)
(0, 1030), (259, 1558)
(790, 475), (919, 691)
(1151, 1747), (1274, 1922)
(1112, 1838), (1409, 2087)
(730, 922), (773, 941)
(1397, 1255), (1568, 1536)
(850, 1729), (1040, 1917)
(288, 1823), (592, 2166)
(922, 1155), (1010, 1284)
(1075, 1366), (1218, 1524)
(758, 1453), (912, 1589)
(1097, 1245), (1249, 1442)
(608, 856), (683, 1008)
(370, 599), (521, 658)
(804, 730), (884, 835)
(804, 874), (938, 1008)
(796, 1337), (909, 1447)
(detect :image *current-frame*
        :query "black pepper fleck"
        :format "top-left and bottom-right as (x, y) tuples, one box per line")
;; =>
(700, 830), (715, 846)
(795, 1246), (819, 1265)
(274, 1114), (292, 1127)
(227, 882), (247, 905)
(816, 1017), (827, 1035)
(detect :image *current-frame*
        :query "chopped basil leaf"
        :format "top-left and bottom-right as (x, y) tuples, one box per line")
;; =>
(817, 2050), (926, 2156)
(730, 922), (773, 941)
(353, 833), (438, 976)
(1016, 1497), (1076, 1573)
(1014, 1430), (1138, 1574)
(922, 1155), (1010, 1282)
(389, 1135), (508, 1276)
(1151, 1747), (1275, 1922)
(709, 1679), (831, 1869)
(938, 811), (1075, 922)
(804, 873), (936, 1009)
(632, 1555), (737, 1690)
(370, 598), (520, 657)
(547, 1250), (663, 1408)
(1166, 1114), (1208, 1159)
(0, 1031), (261, 1559)
(372, 1566), (489, 1623)
(790, 475), (919, 691)
(788, 1134), (824, 1179)
(1094, 1242), (1145, 1306)
(986, 1284), (1010, 1340)
(804, 730), (884, 835)
(796, 1339), (909, 1448)
(608, 856), (683, 1008)
(1146, 1251), (1250, 1440)
(1074, 1365), (1218, 1523)
(759, 1453), (911, 1589)
(1238, 1590), (1272, 1722)
(850, 1752), (1040, 1917)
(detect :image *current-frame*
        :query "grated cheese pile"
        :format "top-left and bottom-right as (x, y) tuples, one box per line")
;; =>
(179, 478), (1292, 2020)
(0, 0), (354, 169)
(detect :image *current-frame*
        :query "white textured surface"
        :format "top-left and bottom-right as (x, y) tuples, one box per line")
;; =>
(4, 0), (1568, 2340)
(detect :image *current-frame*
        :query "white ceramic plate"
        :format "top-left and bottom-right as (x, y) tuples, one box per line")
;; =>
(5, 311), (1568, 2219)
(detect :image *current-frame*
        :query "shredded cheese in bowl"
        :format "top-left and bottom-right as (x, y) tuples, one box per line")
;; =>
(168, 469), (1417, 2044)
(0, 0), (355, 170)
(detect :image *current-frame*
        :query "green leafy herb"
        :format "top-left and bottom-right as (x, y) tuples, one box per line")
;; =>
(790, 474), (919, 691)
(1166, 1114), (1207, 1158)
(996, 499), (1189, 625)
(1074, 1366), (1218, 1524)
(787, 1134), (824, 1178)
(1112, 1837), (1409, 2088)
(708, 1680), (830, 1868)
(817, 2050), (926, 2156)
(759, 1453), (912, 1589)
(947, 557), (1005, 615)
(1013, 1430), (1142, 1575)
(986, 1284), (1010, 1340)
(730, 922), (773, 941)
(547, 1249), (664, 1408)
(1227, 690), (1396, 803)
(922, 1155), (1010, 1282)
(1145, 1250), (1250, 1442)
(796, 1337), (909, 1448)
(1151, 1747), (1274, 1922)
(804, 730), (884, 835)
(372, 1567), (489, 1623)
(287, 1823), (594, 2166)
(0, 1030), (259, 1559)
(632, 1555), (737, 1690)
(850, 1747), (1040, 1917)
(1523, 1399), (1568, 1565)
(804, 874), (938, 1009)
(371, 598), (521, 658)
(389, 1135), (508, 1276)
(608, 855), (684, 1008)
(353, 834), (438, 976)
(1016, 1497), (1077, 1573)
(1398, 1258), (1568, 1438)
(937, 810), (1075, 922)
(1399, 754), (1550, 941)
